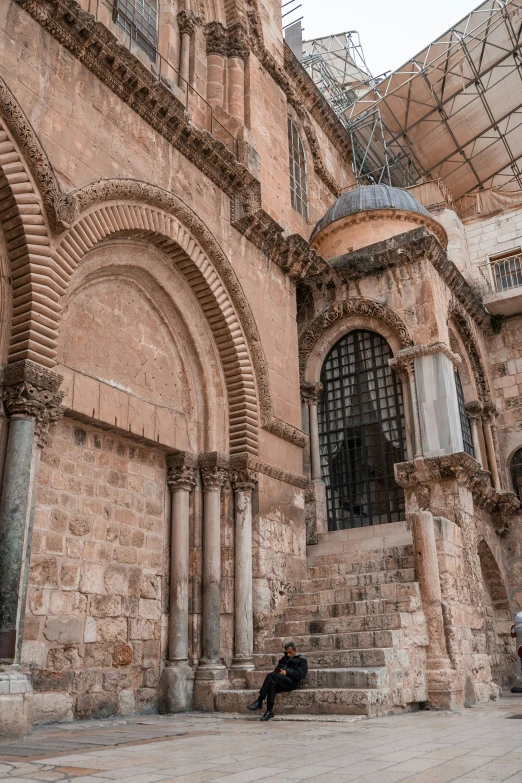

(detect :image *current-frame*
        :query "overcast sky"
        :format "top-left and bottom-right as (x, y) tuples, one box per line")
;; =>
(293, 0), (481, 76)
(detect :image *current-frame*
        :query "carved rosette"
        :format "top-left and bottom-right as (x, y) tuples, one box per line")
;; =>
(178, 9), (201, 37)
(199, 452), (229, 491)
(167, 451), (198, 492)
(3, 360), (65, 448)
(300, 381), (323, 405)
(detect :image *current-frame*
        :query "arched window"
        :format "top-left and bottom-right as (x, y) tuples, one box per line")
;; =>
(318, 330), (406, 531)
(510, 449), (522, 501)
(455, 370), (474, 457)
(288, 119), (309, 220)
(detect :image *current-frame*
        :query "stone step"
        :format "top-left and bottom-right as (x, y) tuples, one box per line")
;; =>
(246, 667), (388, 690)
(307, 555), (415, 579)
(298, 568), (416, 593)
(215, 687), (392, 717)
(275, 611), (411, 637)
(284, 596), (421, 622)
(288, 581), (420, 607)
(308, 544), (413, 566)
(314, 521), (410, 548)
(261, 629), (397, 652)
(253, 648), (391, 669)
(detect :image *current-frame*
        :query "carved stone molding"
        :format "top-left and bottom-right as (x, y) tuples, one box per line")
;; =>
(302, 122), (341, 197)
(299, 298), (413, 382)
(178, 9), (201, 37)
(167, 451), (198, 492)
(0, 74), (62, 232)
(199, 452), (229, 490)
(449, 300), (492, 402)
(2, 360), (65, 448)
(389, 342), (462, 374)
(230, 453), (308, 489)
(300, 381), (323, 404)
(395, 453), (520, 536)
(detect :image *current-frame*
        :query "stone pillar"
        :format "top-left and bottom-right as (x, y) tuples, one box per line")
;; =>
(400, 373), (414, 460)
(177, 10), (200, 91)
(465, 401), (483, 468)
(205, 22), (227, 109)
(389, 356), (423, 458)
(482, 403), (501, 489)
(158, 451), (197, 713)
(301, 382), (327, 537)
(230, 461), (257, 678)
(227, 24), (248, 125)
(0, 360), (64, 738)
(195, 453), (228, 708)
(409, 510), (464, 709)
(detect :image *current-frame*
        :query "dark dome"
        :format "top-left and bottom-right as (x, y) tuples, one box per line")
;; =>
(311, 184), (431, 242)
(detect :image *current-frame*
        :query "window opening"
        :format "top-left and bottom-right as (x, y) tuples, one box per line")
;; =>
(288, 118), (309, 220)
(114, 0), (158, 61)
(455, 371), (474, 457)
(318, 330), (406, 531)
(489, 248), (522, 292)
(510, 449), (522, 502)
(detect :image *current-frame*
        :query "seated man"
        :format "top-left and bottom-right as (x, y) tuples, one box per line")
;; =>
(248, 641), (308, 721)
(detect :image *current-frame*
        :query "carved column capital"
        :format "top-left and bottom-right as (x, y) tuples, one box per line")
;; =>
(199, 452), (229, 490)
(227, 23), (250, 61)
(465, 400), (483, 421)
(3, 360), (65, 448)
(300, 381), (323, 404)
(230, 467), (258, 492)
(205, 22), (228, 56)
(389, 341), (462, 375)
(178, 9), (201, 36)
(482, 400), (498, 422)
(167, 451), (198, 492)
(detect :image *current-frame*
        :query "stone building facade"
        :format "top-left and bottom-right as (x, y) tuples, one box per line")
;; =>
(0, 0), (521, 738)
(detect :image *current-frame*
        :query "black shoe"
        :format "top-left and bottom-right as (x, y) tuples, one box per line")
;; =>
(511, 686), (522, 693)
(248, 699), (263, 711)
(260, 710), (274, 721)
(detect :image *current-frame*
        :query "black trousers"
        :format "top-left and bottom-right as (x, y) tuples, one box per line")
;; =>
(259, 672), (295, 710)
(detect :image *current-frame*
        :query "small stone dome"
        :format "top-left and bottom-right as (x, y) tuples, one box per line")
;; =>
(311, 184), (430, 242)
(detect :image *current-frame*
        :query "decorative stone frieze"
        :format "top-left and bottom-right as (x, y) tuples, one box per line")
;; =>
(395, 453), (520, 536)
(177, 9), (201, 37)
(167, 452), (198, 492)
(3, 361), (65, 448)
(299, 298), (413, 382)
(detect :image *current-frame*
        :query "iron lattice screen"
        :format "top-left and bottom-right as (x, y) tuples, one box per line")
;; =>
(288, 119), (309, 220)
(318, 330), (406, 531)
(511, 449), (522, 502)
(455, 371), (475, 457)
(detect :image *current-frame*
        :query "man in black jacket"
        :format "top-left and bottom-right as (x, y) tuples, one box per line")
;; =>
(248, 641), (308, 721)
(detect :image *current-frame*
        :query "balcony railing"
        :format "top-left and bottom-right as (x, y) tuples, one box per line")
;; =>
(478, 253), (522, 295)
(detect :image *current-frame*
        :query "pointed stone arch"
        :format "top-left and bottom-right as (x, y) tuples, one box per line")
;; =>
(449, 301), (492, 404)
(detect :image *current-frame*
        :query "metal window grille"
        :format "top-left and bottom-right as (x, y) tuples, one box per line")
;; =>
(492, 252), (522, 292)
(288, 118), (309, 220)
(510, 449), (522, 502)
(455, 371), (474, 457)
(318, 330), (406, 531)
(114, 0), (158, 61)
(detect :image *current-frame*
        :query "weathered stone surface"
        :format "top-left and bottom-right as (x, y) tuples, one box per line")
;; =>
(44, 616), (83, 645)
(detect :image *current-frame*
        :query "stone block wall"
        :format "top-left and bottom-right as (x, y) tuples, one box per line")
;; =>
(23, 418), (168, 723)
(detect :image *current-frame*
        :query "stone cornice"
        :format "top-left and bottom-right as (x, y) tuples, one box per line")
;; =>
(395, 453), (520, 536)
(230, 453), (308, 489)
(314, 228), (489, 328)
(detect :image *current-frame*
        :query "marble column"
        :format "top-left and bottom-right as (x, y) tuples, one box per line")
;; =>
(482, 402), (501, 489)
(301, 382), (327, 537)
(230, 462), (257, 676)
(158, 451), (197, 713)
(177, 10), (200, 92)
(465, 401), (484, 468)
(390, 358), (423, 459)
(0, 360), (64, 738)
(196, 453), (228, 678)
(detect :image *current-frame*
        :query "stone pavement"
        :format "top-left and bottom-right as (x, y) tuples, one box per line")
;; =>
(2, 697), (522, 782)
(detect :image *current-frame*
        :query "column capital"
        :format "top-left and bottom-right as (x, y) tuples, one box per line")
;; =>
(205, 21), (228, 57)
(482, 399), (498, 422)
(227, 22), (249, 61)
(167, 451), (198, 492)
(465, 400), (483, 421)
(300, 381), (323, 404)
(199, 452), (229, 491)
(178, 9), (201, 36)
(3, 360), (65, 448)
(230, 467), (258, 492)
(389, 341), (462, 374)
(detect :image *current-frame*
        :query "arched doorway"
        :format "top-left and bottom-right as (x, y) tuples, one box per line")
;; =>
(318, 329), (406, 531)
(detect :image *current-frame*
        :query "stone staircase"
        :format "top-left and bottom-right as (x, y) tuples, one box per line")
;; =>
(216, 523), (428, 717)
